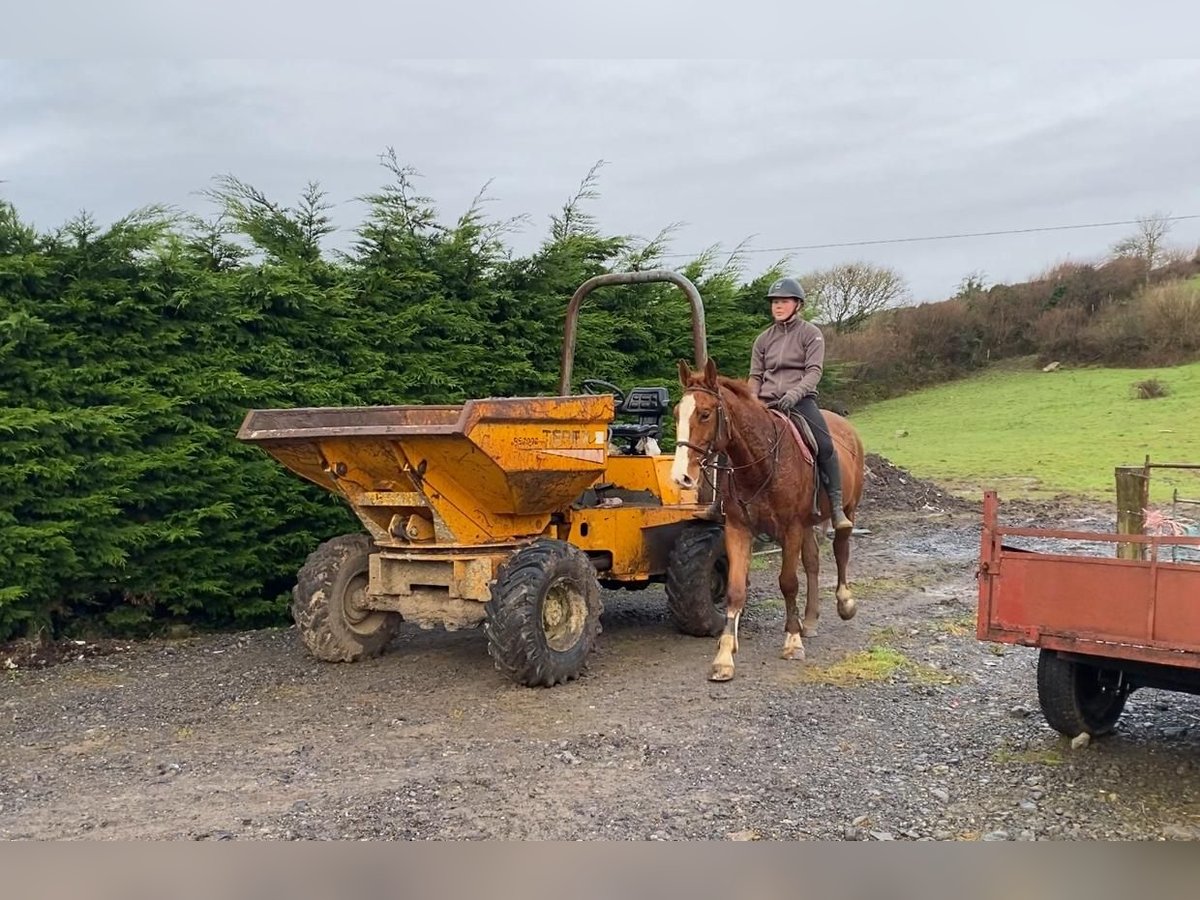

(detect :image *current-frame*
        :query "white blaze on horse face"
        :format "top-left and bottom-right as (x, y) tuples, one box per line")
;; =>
(671, 394), (697, 487)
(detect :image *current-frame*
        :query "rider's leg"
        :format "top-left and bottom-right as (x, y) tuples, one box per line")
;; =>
(795, 396), (852, 532)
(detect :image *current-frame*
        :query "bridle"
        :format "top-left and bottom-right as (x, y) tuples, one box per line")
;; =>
(675, 384), (727, 460)
(678, 383), (786, 514)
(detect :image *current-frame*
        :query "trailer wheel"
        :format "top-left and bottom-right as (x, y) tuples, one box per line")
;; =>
(292, 533), (400, 662)
(1037, 650), (1128, 737)
(666, 523), (728, 637)
(485, 540), (603, 687)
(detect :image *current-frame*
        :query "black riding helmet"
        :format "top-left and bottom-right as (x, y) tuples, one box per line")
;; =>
(767, 276), (805, 302)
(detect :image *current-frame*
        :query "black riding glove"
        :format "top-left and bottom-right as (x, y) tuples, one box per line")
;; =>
(773, 389), (802, 412)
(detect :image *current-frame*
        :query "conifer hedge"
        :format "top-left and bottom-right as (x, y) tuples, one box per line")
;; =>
(0, 158), (783, 639)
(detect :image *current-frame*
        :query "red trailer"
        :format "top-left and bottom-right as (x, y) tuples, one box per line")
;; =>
(977, 491), (1200, 738)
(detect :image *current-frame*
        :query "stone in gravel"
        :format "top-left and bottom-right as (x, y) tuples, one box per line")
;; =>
(1162, 825), (1198, 841)
(852, 815), (870, 826)
(982, 830), (1010, 841)
(844, 826), (859, 840)
(869, 831), (895, 841)
(931, 789), (950, 803)
(1008, 706), (1031, 719)
(1070, 733), (1090, 750)
(1019, 801), (1038, 812)
(727, 829), (761, 841)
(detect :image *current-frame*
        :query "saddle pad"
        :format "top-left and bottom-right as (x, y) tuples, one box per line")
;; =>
(769, 409), (815, 466)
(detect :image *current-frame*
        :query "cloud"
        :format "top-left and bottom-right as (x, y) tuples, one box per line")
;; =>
(2, 60), (1198, 300)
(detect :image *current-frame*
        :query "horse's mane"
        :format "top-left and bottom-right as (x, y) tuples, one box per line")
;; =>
(714, 375), (760, 404)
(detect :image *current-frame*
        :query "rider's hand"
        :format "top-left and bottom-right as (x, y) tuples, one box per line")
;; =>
(775, 389), (802, 412)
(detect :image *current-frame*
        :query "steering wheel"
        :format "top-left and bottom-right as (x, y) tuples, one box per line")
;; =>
(580, 378), (626, 408)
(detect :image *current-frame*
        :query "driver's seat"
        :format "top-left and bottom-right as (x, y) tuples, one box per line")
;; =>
(609, 387), (670, 455)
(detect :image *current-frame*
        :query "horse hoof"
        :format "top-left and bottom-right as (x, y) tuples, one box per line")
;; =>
(782, 633), (806, 660)
(709, 665), (735, 682)
(800, 620), (819, 638)
(837, 596), (857, 620)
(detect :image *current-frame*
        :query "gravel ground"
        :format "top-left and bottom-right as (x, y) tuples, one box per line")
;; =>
(2, 462), (1198, 841)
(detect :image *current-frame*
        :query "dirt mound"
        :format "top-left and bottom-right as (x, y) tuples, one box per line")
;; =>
(1, 636), (130, 671)
(861, 453), (974, 513)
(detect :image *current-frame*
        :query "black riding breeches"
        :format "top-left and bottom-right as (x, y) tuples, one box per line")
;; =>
(790, 395), (835, 465)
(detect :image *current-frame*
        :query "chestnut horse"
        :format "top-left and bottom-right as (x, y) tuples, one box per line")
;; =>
(671, 358), (865, 681)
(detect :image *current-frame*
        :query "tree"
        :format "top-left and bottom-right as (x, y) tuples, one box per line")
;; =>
(801, 262), (909, 333)
(1111, 212), (1174, 284)
(954, 270), (988, 300)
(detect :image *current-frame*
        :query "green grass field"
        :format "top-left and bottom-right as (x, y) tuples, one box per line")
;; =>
(851, 359), (1200, 502)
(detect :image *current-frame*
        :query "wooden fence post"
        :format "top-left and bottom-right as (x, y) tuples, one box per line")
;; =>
(1115, 465), (1149, 560)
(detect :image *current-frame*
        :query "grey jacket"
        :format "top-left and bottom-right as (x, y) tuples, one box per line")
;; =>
(747, 315), (826, 402)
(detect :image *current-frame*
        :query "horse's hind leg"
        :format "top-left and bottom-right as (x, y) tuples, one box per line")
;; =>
(833, 526), (856, 620)
(780, 524), (805, 660)
(800, 526), (822, 636)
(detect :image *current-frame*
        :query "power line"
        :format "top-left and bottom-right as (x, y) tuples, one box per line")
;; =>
(656, 213), (1200, 259)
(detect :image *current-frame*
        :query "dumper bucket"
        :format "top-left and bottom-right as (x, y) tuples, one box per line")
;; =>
(237, 395), (614, 544)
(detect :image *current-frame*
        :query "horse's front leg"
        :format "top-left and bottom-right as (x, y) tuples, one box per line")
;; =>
(833, 527), (856, 620)
(780, 524), (805, 660)
(800, 526), (822, 636)
(711, 520), (752, 682)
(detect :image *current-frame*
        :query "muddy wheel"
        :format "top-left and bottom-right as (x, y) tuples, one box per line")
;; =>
(666, 523), (728, 637)
(485, 539), (603, 687)
(292, 533), (401, 662)
(1037, 650), (1128, 737)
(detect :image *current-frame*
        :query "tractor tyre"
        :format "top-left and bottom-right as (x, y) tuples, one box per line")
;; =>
(666, 523), (729, 637)
(1036, 649), (1128, 738)
(292, 533), (401, 662)
(485, 540), (603, 688)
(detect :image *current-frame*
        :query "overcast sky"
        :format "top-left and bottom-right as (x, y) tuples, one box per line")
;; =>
(3, 59), (1198, 303)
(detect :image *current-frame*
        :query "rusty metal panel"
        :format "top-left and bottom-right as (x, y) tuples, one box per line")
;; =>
(990, 553), (1154, 644)
(1153, 564), (1200, 652)
(977, 490), (1200, 671)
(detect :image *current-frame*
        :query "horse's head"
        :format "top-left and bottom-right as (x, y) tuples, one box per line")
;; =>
(671, 357), (725, 489)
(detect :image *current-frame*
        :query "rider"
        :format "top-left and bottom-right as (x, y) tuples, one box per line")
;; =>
(700, 276), (852, 531)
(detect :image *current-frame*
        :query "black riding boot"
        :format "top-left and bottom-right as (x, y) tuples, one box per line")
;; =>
(818, 449), (853, 532)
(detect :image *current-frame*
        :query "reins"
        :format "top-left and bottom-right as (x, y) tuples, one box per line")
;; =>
(680, 383), (786, 516)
